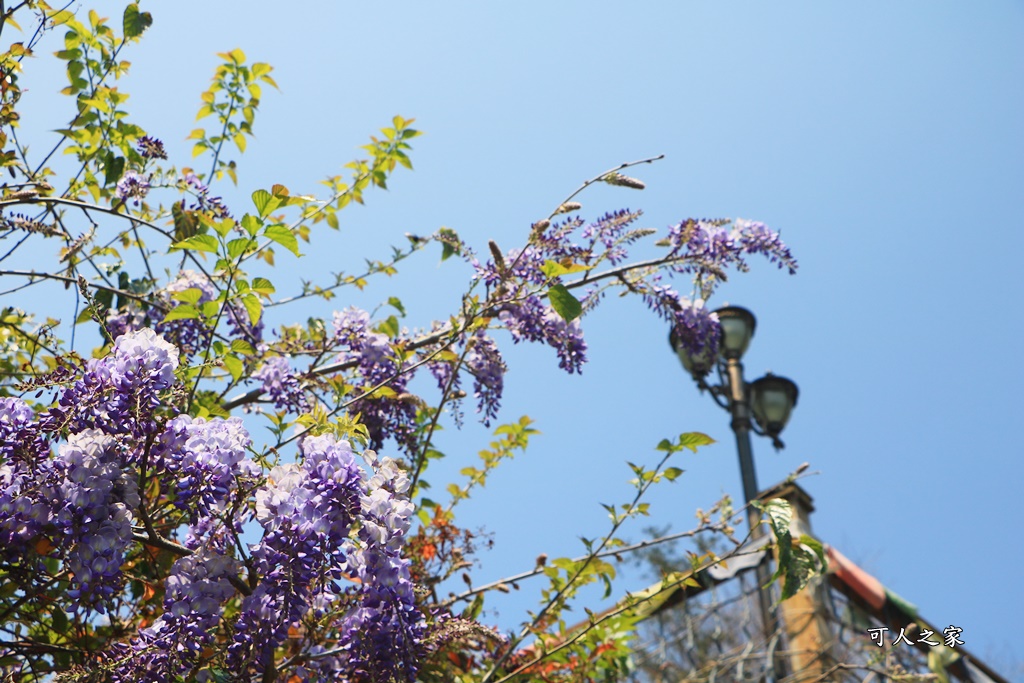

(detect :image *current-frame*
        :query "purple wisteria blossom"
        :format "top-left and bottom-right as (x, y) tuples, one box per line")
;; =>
(151, 415), (258, 522)
(252, 355), (310, 414)
(496, 295), (588, 375)
(105, 270), (264, 356)
(103, 549), (240, 680)
(115, 171), (150, 205)
(465, 331), (505, 425)
(639, 282), (721, 359)
(50, 430), (139, 613)
(183, 172), (231, 218)
(665, 217), (798, 276)
(136, 135), (168, 160)
(332, 307), (417, 453)
(334, 452), (424, 682)
(228, 434), (365, 675)
(48, 327), (179, 438)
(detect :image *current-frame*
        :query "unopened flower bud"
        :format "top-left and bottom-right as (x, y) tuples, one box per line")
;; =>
(554, 202), (582, 215)
(488, 240), (507, 274)
(602, 171), (646, 190)
(535, 553), (548, 568)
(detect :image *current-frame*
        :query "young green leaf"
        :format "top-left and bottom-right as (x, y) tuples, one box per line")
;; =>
(263, 225), (300, 256)
(548, 284), (582, 322)
(171, 234), (219, 254)
(122, 4), (152, 40)
(678, 432), (716, 453)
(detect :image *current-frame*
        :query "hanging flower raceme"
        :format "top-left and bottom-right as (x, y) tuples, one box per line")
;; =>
(151, 415), (259, 522)
(332, 307), (418, 453)
(252, 355), (310, 414)
(665, 217), (798, 277)
(334, 452), (424, 683)
(104, 270), (263, 358)
(115, 171), (150, 205)
(47, 327), (179, 439)
(228, 434), (366, 674)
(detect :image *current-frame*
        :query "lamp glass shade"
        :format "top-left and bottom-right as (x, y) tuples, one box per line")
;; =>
(715, 306), (756, 359)
(669, 328), (715, 379)
(750, 374), (798, 436)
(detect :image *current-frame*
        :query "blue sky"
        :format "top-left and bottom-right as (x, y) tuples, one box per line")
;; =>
(12, 1), (1024, 675)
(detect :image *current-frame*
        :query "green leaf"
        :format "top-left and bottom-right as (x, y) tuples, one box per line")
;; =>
(263, 224), (300, 256)
(172, 203), (200, 241)
(226, 237), (255, 260)
(378, 315), (399, 339)
(547, 284), (582, 322)
(122, 4), (152, 40)
(799, 534), (828, 570)
(678, 432), (716, 453)
(663, 467), (684, 481)
(52, 607), (69, 634)
(387, 296), (406, 317)
(103, 154), (124, 188)
(240, 293), (262, 326)
(171, 234), (219, 254)
(252, 189), (281, 218)
(221, 354), (243, 382)
(462, 594), (484, 621)
(437, 226), (460, 261)
(171, 287), (205, 305)
(251, 277), (275, 295)
(540, 259), (589, 278)
(230, 339), (256, 355)
(240, 213), (261, 236)
(161, 304), (200, 323)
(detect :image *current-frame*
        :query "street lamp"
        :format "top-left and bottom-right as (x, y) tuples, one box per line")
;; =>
(669, 305), (799, 673)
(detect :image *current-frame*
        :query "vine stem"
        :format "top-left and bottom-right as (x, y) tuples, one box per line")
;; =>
(548, 153), (665, 220)
(221, 249), (699, 412)
(480, 449), (674, 683)
(442, 519), (735, 608)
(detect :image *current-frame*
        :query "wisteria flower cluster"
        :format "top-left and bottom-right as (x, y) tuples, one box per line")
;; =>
(333, 307), (419, 453)
(1, 328), (427, 681)
(105, 269), (263, 357)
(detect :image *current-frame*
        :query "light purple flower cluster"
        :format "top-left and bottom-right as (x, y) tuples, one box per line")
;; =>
(103, 549), (240, 680)
(50, 430), (139, 612)
(333, 307), (417, 453)
(50, 328), (179, 438)
(465, 331), (505, 425)
(105, 270), (263, 357)
(639, 282), (721, 358)
(334, 453), (424, 682)
(115, 171), (151, 205)
(136, 135), (168, 161)
(228, 434), (364, 674)
(0, 396), (44, 462)
(666, 217), (798, 277)
(475, 215), (648, 378)
(0, 398), (50, 553)
(252, 355), (310, 414)
(1, 326), (431, 678)
(732, 218), (799, 274)
(3, 331), (177, 613)
(152, 415), (258, 521)
(183, 172), (231, 219)
(165, 269), (264, 351)
(496, 296), (588, 375)
(578, 209), (645, 264)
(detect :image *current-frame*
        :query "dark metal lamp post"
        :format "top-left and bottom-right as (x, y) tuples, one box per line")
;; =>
(669, 305), (799, 677)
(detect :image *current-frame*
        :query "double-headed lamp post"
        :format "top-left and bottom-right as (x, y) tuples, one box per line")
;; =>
(669, 306), (799, 669)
